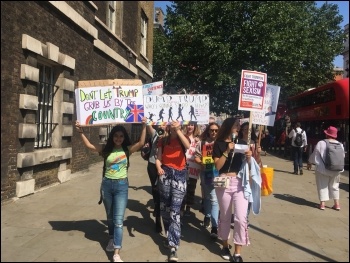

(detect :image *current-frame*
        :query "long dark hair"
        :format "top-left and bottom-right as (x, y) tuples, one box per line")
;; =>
(238, 122), (257, 142)
(102, 125), (131, 157)
(200, 122), (220, 141)
(216, 117), (238, 141)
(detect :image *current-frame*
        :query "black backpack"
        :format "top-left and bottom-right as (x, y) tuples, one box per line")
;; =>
(294, 129), (303, 147)
(141, 134), (158, 161)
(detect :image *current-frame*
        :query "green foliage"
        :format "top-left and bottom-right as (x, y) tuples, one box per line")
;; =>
(153, 1), (346, 115)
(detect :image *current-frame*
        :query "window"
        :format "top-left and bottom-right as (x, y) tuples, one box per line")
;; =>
(35, 63), (55, 148)
(107, 1), (116, 32)
(141, 12), (148, 56)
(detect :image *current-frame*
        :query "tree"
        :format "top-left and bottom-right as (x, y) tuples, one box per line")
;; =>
(153, 1), (345, 115)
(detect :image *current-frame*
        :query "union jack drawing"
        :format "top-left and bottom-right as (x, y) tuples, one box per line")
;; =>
(125, 104), (144, 122)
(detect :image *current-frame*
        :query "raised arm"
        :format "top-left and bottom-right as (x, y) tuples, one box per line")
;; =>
(171, 121), (190, 149)
(75, 121), (102, 153)
(128, 117), (147, 154)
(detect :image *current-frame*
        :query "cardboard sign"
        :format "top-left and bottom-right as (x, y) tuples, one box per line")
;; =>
(75, 79), (144, 126)
(142, 81), (163, 95)
(143, 94), (210, 125)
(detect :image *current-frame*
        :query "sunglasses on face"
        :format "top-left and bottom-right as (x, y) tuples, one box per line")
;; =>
(210, 129), (218, 133)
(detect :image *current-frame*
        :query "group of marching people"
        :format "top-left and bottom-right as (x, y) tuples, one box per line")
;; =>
(145, 117), (263, 262)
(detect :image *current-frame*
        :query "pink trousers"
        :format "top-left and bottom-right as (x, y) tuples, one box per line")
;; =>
(215, 176), (250, 246)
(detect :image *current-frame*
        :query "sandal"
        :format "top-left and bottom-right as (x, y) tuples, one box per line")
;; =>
(332, 205), (340, 211)
(319, 204), (325, 210)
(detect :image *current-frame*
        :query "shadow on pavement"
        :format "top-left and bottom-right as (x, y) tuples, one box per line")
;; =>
(339, 182), (349, 193)
(48, 219), (112, 260)
(273, 193), (318, 208)
(125, 199), (169, 256)
(249, 224), (337, 262)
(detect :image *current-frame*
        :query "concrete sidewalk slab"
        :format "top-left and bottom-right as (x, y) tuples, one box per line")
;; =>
(1, 153), (349, 262)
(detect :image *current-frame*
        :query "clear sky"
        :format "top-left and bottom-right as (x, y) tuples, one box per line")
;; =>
(154, 1), (349, 68)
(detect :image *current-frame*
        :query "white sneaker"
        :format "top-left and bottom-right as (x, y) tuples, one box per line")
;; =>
(106, 239), (114, 252)
(113, 254), (123, 262)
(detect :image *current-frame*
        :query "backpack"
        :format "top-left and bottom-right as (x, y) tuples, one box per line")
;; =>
(322, 139), (344, 171)
(294, 129), (303, 147)
(141, 134), (158, 161)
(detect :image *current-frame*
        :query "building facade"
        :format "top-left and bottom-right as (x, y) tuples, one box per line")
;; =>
(1, 1), (154, 202)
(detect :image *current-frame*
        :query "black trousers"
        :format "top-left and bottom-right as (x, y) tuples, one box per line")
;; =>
(147, 162), (161, 217)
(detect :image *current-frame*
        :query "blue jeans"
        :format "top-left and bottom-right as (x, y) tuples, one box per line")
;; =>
(200, 172), (219, 228)
(101, 177), (128, 249)
(292, 146), (303, 172)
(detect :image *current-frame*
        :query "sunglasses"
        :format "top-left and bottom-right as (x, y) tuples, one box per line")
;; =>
(210, 129), (218, 133)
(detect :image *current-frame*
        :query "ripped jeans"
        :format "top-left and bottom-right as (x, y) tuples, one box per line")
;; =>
(101, 177), (129, 249)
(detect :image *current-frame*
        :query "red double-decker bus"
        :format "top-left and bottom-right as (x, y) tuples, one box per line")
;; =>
(286, 78), (349, 167)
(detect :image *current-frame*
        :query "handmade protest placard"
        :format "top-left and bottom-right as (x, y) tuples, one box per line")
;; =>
(75, 79), (144, 126)
(142, 81), (163, 95)
(143, 94), (210, 125)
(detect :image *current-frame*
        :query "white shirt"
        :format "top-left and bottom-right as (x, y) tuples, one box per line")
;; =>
(308, 139), (344, 175)
(288, 127), (307, 147)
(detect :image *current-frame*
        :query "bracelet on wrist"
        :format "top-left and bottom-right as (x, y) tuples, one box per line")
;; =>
(222, 152), (228, 158)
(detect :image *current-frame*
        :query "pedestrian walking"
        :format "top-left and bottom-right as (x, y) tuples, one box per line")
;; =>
(288, 122), (308, 175)
(181, 121), (202, 217)
(146, 123), (167, 233)
(307, 126), (345, 210)
(194, 122), (220, 238)
(155, 120), (190, 262)
(212, 117), (261, 262)
(75, 118), (147, 262)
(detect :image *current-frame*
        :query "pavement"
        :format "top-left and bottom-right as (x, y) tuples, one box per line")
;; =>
(1, 152), (349, 262)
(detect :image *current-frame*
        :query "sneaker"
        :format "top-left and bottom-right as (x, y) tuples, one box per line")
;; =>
(221, 247), (231, 260)
(332, 205), (340, 211)
(169, 249), (178, 262)
(232, 255), (243, 262)
(106, 239), (114, 252)
(113, 254), (123, 262)
(300, 169), (303, 175)
(203, 216), (211, 229)
(210, 227), (218, 239)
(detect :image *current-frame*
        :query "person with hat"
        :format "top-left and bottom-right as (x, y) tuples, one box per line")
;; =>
(307, 126), (345, 211)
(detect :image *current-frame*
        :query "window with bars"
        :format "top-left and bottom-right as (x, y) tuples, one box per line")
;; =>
(141, 12), (148, 56)
(107, 1), (116, 33)
(35, 63), (56, 149)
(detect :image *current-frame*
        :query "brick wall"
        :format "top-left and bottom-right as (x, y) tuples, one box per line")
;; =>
(1, 1), (154, 202)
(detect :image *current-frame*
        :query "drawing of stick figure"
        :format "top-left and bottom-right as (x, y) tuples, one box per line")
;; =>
(148, 112), (155, 122)
(157, 108), (164, 122)
(176, 104), (184, 121)
(168, 107), (174, 122)
(189, 105), (197, 121)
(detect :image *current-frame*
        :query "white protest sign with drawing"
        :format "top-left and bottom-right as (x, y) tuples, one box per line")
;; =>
(75, 85), (144, 125)
(251, 84), (281, 127)
(142, 81), (163, 95)
(143, 94), (210, 125)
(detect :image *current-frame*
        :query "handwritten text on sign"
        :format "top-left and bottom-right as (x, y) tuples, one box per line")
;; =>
(143, 94), (210, 125)
(75, 85), (144, 125)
